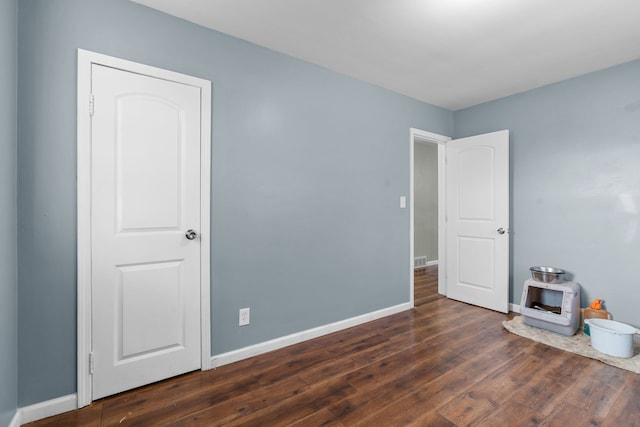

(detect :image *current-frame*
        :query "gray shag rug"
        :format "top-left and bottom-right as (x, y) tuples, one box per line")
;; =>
(502, 315), (640, 374)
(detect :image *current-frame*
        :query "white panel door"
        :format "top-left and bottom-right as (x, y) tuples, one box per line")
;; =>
(91, 64), (202, 399)
(446, 130), (509, 313)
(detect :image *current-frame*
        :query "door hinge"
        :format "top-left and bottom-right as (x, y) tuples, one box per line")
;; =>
(89, 94), (95, 116)
(89, 352), (95, 375)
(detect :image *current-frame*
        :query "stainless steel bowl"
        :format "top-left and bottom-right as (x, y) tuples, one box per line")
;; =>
(530, 266), (565, 283)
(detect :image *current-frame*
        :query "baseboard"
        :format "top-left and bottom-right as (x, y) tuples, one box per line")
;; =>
(8, 410), (20, 427)
(414, 259), (438, 270)
(211, 302), (412, 368)
(510, 303), (521, 313)
(14, 304), (414, 423)
(18, 393), (77, 425)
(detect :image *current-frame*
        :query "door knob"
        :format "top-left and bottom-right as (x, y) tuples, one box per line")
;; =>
(185, 229), (197, 240)
(497, 227), (506, 235)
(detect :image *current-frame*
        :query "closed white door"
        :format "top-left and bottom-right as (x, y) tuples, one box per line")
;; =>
(445, 130), (509, 313)
(90, 64), (202, 399)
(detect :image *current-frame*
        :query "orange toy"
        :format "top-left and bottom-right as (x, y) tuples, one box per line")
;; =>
(590, 299), (603, 310)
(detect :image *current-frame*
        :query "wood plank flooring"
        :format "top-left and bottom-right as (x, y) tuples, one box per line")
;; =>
(26, 266), (640, 426)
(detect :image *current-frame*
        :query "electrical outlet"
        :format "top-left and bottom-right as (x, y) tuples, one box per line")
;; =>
(239, 308), (250, 326)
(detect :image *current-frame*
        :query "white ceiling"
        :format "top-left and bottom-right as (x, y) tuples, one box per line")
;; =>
(132, 0), (640, 110)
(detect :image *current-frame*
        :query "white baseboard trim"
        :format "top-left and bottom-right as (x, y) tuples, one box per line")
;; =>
(509, 303), (520, 313)
(8, 411), (20, 427)
(414, 259), (438, 270)
(18, 393), (77, 425)
(211, 302), (412, 368)
(14, 304), (413, 423)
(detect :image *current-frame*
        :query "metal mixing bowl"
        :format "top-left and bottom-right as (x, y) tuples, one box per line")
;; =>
(530, 266), (565, 283)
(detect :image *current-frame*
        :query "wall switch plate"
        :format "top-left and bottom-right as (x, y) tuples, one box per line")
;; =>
(400, 196), (407, 208)
(239, 307), (250, 326)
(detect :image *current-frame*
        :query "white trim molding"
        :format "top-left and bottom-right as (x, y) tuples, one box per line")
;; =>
(211, 303), (412, 368)
(510, 303), (521, 313)
(15, 303), (410, 424)
(414, 259), (439, 270)
(8, 411), (20, 427)
(76, 49), (212, 408)
(17, 394), (77, 425)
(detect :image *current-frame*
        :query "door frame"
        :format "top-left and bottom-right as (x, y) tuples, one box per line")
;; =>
(76, 49), (212, 407)
(409, 128), (450, 305)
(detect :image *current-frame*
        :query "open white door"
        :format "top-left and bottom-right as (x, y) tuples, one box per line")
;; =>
(445, 130), (509, 313)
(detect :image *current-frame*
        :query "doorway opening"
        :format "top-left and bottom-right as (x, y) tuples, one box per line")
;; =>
(409, 128), (450, 306)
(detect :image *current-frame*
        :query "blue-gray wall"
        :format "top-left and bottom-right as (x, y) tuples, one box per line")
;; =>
(414, 142), (438, 261)
(454, 60), (640, 327)
(17, 0), (452, 405)
(0, 0), (18, 424)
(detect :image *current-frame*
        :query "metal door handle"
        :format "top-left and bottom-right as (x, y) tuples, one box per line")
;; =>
(497, 227), (506, 235)
(185, 229), (197, 240)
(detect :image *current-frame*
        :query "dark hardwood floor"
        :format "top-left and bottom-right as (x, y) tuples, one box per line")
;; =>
(27, 266), (640, 426)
